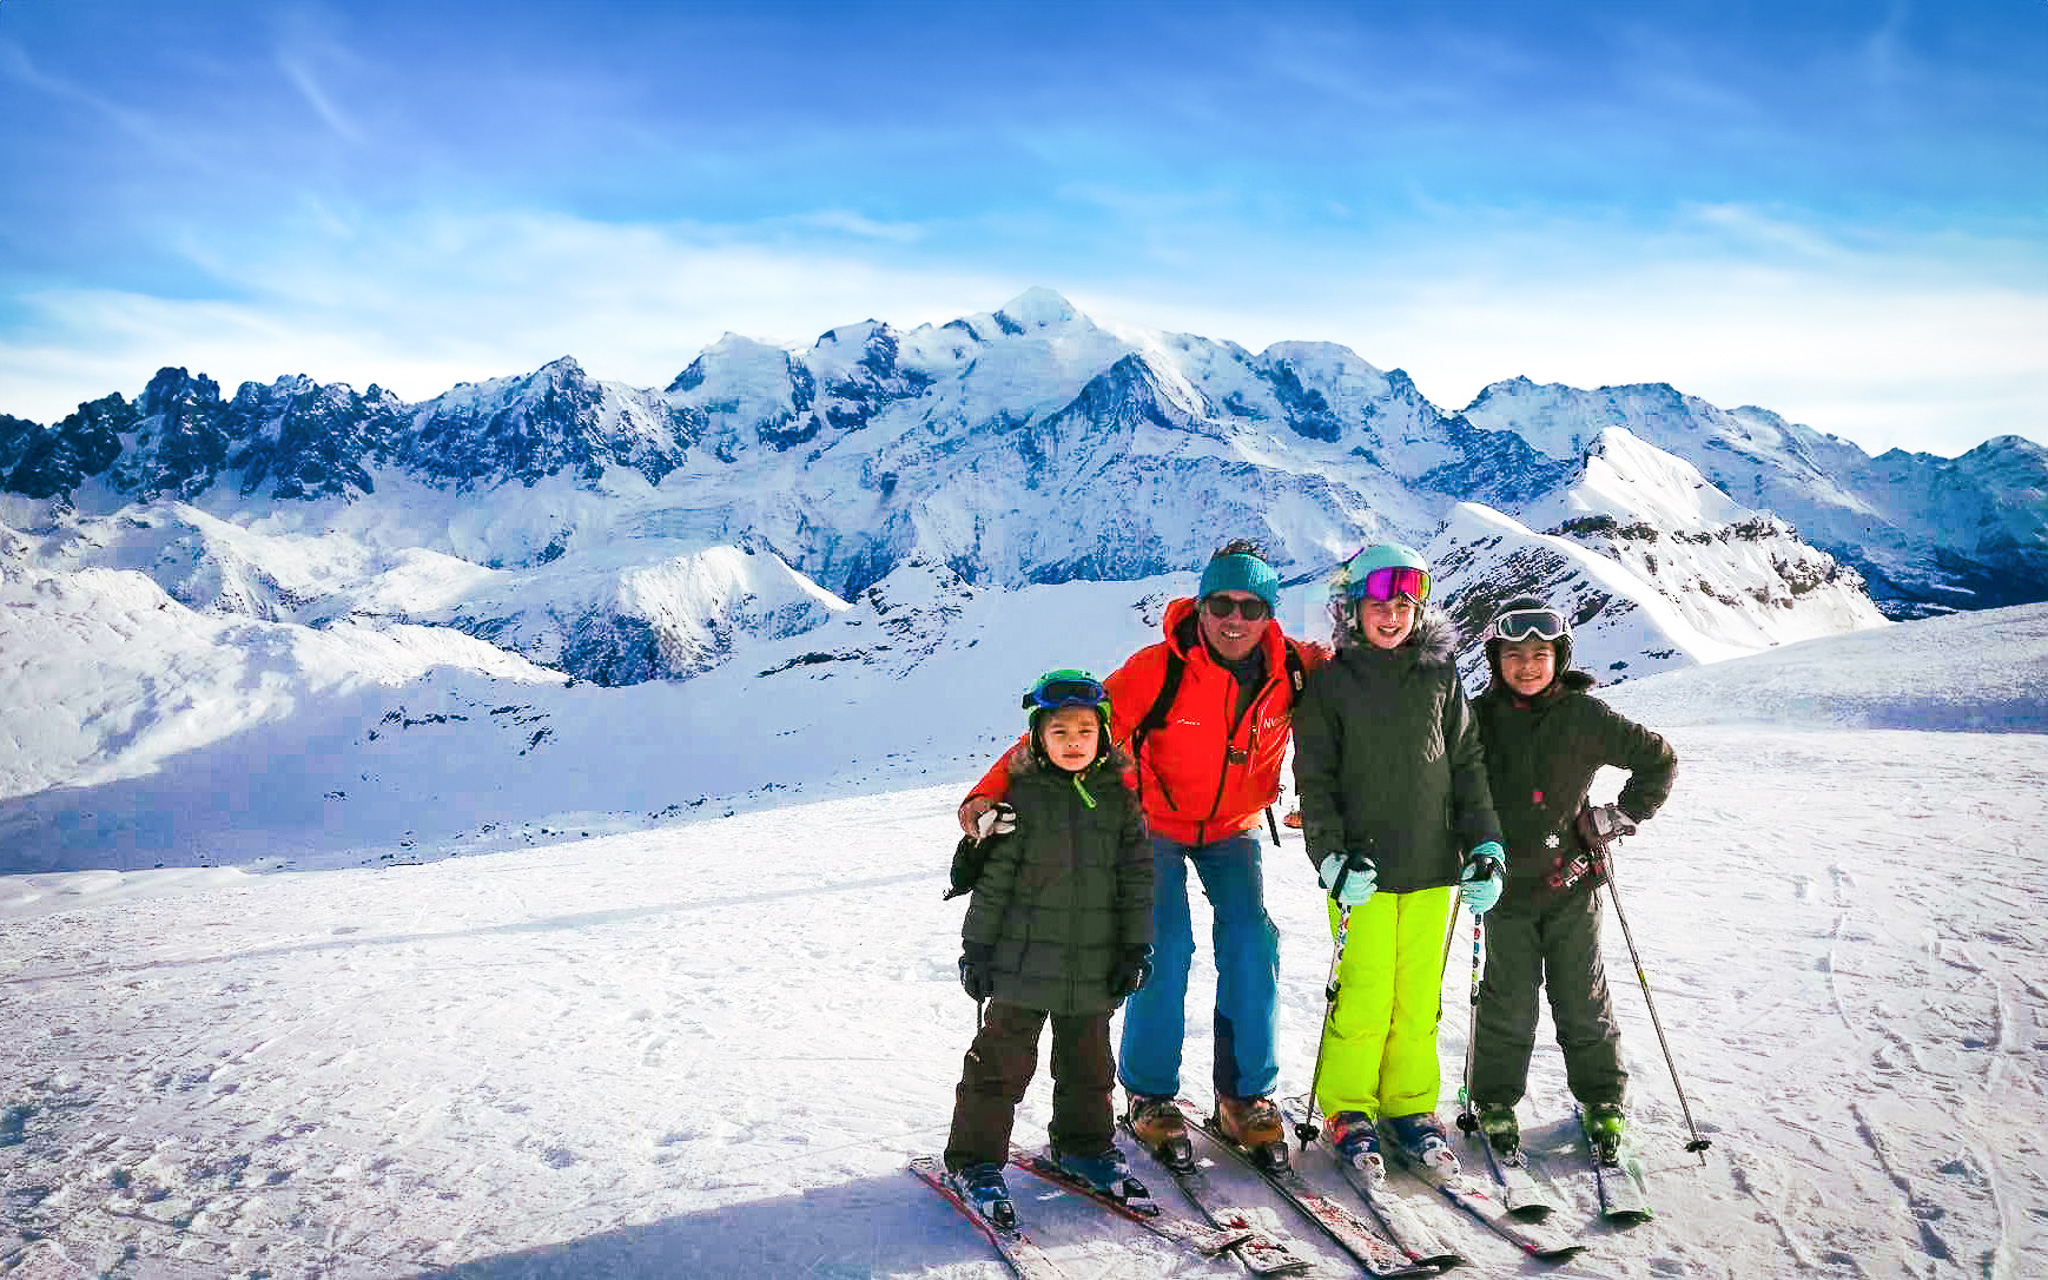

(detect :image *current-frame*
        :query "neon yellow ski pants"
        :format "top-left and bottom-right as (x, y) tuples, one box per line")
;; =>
(1312, 885), (1454, 1120)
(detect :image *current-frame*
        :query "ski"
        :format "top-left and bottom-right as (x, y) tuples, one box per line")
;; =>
(1464, 1129), (1557, 1220)
(1193, 1107), (1436, 1277)
(1008, 1146), (1256, 1258)
(1574, 1106), (1654, 1224)
(909, 1156), (1070, 1280)
(1117, 1117), (1316, 1276)
(1279, 1094), (1461, 1268)
(1382, 1143), (1586, 1262)
(1328, 1155), (1464, 1269)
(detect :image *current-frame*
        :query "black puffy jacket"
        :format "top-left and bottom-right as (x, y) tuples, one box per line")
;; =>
(962, 747), (1154, 1015)
(1472, 669), (1677, 912)
(1292, 610), (1502, 893)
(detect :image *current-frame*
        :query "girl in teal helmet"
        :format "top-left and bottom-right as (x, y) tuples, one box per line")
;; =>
(1326, 542), (1433, 649)
(1293, 542), (1508, 1181)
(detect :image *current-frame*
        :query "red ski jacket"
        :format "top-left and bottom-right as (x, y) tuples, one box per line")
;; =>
(969, 597), (1327, 847)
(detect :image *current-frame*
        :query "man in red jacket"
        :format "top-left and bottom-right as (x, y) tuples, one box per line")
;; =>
(959, 541), (1327, 1161)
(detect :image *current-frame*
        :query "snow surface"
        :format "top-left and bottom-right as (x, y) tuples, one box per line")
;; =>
(3, 606), (2045, 1278)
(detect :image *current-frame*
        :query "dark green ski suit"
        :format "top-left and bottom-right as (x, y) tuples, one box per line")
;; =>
(1467, 669), (1677, 1110)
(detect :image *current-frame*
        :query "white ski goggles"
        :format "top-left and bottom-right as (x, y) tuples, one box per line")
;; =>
(1483, 607), (1569, 643)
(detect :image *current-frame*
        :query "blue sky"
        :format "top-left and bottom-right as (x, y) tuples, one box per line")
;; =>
(1, 0), (2043, 457)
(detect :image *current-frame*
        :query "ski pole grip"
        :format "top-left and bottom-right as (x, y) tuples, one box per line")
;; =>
(1329, 850), (1374, 902)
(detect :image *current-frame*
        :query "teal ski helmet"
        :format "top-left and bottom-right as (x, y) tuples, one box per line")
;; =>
(1332, 542), (1432, 602)
(1327, 543), (1431, 642)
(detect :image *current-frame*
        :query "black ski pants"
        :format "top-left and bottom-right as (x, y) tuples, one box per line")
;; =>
(945, 1000), (1115, 1171)
(1468, 887), (1628, 1109)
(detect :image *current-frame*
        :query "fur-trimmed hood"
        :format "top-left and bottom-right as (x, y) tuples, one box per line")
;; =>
(1004, 736), (1136, 783)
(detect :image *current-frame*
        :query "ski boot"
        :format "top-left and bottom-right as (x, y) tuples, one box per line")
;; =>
(1327, 1110), (1386, 1182)
(1474, 1101), (1520, 1156)
(1382, 1111), (1462, 1184)
(949, 1161), (1017, 1229)
(1052, 1143), (1155, 1213)
(1583, 1103), (1627, 1164)
(1125, 1093), (1194, 1172)
(1215, 1094), (1290, 1172)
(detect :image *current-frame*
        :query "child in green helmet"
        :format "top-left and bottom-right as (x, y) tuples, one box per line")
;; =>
(1292, 543), (1505, 1186)
(940, 669), (1156, 1227)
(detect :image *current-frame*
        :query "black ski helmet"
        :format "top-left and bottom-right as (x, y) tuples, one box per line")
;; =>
(1482, 596), (1573, 691)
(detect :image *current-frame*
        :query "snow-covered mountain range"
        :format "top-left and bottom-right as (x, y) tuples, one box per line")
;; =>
(1, 289), (2038, 866)
(7, 288), (2013, 685)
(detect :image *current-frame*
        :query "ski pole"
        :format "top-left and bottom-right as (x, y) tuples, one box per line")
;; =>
(1265, 806), (1282, 847)
(1437, 894), (1462, 992)
(1601, 837), (1712, 1164)
(1295, 850), (1371, 1149)
(1438, 849), (1497, 1010)
(1454, 908), (1483, 1134)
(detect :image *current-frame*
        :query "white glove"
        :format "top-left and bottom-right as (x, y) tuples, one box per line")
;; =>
(975, 802), (1018, 840)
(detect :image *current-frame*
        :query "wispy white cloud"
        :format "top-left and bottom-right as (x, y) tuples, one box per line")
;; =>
(0, 211), (1019, 417)
(0, 42), (176, 153)
(774, 210), (926, 243)
(277, 54), (366, 146)
(0, 200), (2041, 459)
(270, 4), (379, 147)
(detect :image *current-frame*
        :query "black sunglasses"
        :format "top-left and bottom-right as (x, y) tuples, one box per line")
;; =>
(1202, 595), (1272, 622)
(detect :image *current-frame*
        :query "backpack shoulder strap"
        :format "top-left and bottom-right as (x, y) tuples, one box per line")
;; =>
(1129, 647), (1186, 765)
(1282, 639), (1307, 710)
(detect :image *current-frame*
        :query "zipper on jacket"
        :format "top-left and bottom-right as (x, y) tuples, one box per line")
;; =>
(1196, 667), (1282, 842)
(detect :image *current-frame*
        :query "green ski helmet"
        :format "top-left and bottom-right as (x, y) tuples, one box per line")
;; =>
(1021, 668), (1112, 761)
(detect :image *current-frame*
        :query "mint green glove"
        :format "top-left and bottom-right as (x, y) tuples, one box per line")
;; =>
(1317, 852), (1377, 907)
(1459, 841), (1506, 914)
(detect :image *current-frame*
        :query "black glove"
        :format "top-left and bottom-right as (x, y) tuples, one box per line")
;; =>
(1110, 945), (1154, 999)
(959, 943), (995, 1001)
(1575, 803), (1638, 852)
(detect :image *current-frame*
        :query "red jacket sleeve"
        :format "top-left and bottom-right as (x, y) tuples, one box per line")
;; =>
(964, 647), (1165, 805)
(965, 740), (1023, 804)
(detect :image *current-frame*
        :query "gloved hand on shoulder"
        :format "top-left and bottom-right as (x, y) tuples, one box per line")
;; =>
(959, 943), (995, 1001)
(958, 796), (1018, 839)
(1459, 841), (1507, 914)
(1110, 945), (1154, 999)
(1317, 852), (1377, 907)
(975, 802), (1018, 841)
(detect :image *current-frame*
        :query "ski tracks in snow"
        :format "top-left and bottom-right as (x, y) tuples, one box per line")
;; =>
(1668, 728), (2047, 1279)
(7, 735), (2048, 1278)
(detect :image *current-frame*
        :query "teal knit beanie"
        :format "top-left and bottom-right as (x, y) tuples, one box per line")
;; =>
(1198, 552), (1281, 610)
